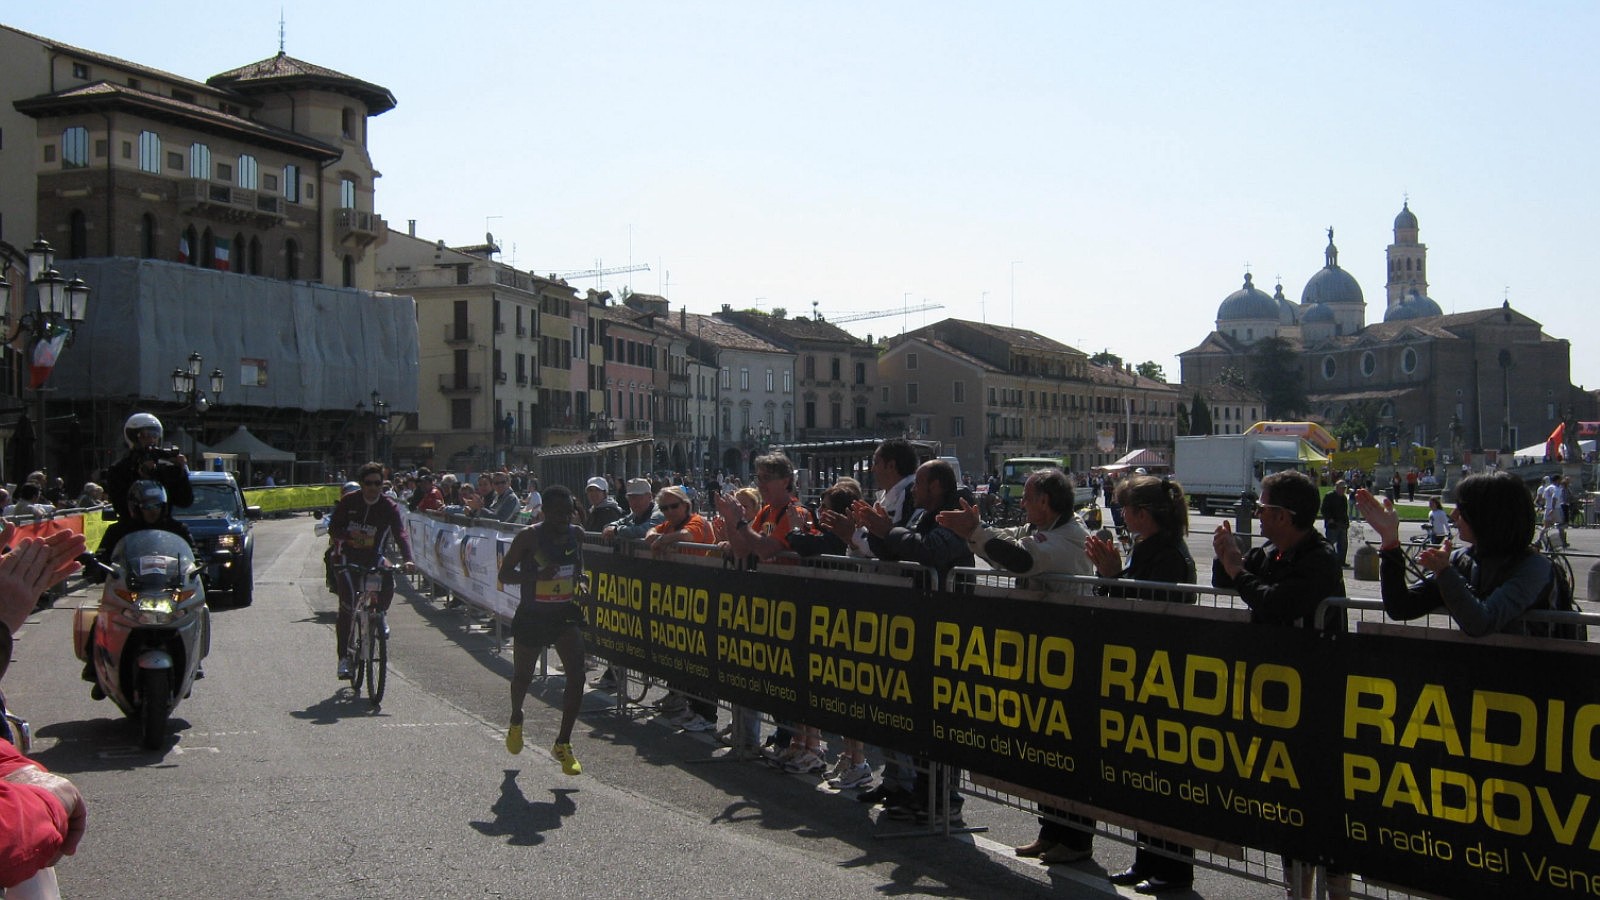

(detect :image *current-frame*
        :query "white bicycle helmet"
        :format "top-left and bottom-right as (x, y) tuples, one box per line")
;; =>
(124, 412), (163, 448)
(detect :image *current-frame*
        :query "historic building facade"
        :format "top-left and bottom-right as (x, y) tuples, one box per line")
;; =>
(879, 319), (1178, 478)
(1180, 203), (1594, 458)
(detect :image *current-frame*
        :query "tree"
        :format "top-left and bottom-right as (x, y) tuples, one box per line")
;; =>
(1135, 360), (1166, 382)
(1090, 351), (1122, 368)
(1176, 401), (1191, 436)
(1247, 337), (1307, 419)
(1332, 400), (1381, 449)
(1189, 393), (1213, 435)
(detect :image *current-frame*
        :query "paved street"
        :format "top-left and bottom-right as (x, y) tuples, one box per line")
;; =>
(16, 511), (1583, 898)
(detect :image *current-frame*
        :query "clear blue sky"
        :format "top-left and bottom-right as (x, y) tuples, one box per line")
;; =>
(12, 3), (1600, 388)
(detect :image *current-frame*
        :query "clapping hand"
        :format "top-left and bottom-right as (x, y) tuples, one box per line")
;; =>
(934, 499), (981, 540)
(1352, 489), (1400, 547)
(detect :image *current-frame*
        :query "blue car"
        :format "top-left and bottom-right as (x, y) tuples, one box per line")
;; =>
(174, 471), (261, 606)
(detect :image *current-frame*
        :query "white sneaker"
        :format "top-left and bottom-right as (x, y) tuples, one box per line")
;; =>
(783, 749), (825, 775)
(679, 714), (715, 732)
(822, 754), (851, 781)
(831, 762), (875, 789)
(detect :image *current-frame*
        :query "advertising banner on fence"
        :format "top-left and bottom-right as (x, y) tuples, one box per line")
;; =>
(407, 512), (1600, 899)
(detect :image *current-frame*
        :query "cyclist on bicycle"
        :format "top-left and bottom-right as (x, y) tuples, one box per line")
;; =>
(328, 462), (416, 680)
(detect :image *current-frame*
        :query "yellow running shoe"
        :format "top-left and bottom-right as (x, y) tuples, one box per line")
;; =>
(505, 724), (523, 755)
(552, 742), (582, 776)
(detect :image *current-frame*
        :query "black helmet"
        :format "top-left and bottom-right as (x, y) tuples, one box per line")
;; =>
(129, 479), (167, 513)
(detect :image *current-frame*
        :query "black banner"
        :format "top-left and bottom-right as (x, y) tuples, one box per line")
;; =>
(580, 549), (1600, 899)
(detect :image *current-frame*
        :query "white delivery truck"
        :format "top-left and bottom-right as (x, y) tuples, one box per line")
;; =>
(1175, 433), (1312, 514)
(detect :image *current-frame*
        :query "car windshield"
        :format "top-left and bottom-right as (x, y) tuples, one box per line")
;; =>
(180, 483), (241, 518)
(1002, 461), (1055, 486)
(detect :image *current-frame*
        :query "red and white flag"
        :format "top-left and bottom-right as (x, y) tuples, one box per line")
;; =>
(178, 235), (190, 264)
(29, 332), (66, 389)
(214, 237), (231, 271)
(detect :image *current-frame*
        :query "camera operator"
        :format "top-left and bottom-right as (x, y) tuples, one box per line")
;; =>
(103, 413), (193, 521)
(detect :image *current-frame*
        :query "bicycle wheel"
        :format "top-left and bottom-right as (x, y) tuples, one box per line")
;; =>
(348, 608), (366, 693)
(365, 611), (387, 706)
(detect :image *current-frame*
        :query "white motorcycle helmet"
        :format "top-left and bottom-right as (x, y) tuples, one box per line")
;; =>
(124, 412), (163, 449)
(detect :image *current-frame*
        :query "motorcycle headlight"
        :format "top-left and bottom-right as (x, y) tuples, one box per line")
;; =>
(216, 534), (240, 550)
(132, 595), (177, 626)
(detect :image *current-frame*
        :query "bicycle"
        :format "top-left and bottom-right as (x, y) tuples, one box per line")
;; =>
(1536, 524), (1574, 589)
(337, 562), (391, 707)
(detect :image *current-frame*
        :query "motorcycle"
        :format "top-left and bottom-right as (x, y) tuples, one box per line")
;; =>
(74, 529), (210, 749)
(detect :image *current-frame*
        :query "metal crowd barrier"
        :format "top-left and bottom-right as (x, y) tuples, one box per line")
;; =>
(411, 514), (1600, 900)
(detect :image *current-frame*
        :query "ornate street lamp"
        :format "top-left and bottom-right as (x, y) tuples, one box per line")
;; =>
(0, 235), (91, 479)
(171, 350), (224, 456)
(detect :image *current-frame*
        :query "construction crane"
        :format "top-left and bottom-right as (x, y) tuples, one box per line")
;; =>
(812, 300), (945, 324)
(552, 263), (650, 281)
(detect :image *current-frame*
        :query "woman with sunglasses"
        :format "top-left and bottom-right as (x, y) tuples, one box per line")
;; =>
(1084, 474), (1197, 893)
(644, 486), (714, 555)
(1356, 470), (1554, 636)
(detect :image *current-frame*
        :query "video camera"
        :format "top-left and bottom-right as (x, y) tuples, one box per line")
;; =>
(139, 445), (184, 463)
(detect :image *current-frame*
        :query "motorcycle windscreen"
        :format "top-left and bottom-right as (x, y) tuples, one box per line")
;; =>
(112, 530), (197, 592)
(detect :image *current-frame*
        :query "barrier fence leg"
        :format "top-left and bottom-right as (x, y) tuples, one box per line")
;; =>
(875, 761), (987, 841)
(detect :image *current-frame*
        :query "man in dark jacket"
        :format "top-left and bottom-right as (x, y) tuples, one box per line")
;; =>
(1321, 479), (1351, 567)
(582, 476), (626, 532)
(1213, 470), (1347, 626)
(103, 413), (192, 521)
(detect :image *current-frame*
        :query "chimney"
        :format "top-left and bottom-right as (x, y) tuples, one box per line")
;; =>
(680, 307), (686, 328)
(408, 219), (416, 237)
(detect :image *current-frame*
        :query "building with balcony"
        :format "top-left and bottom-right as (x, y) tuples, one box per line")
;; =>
(0, 24), (410, 482)
(880, 319), (1178, 477)
(376, 229), (585, 471)
(712, 306), (877, 443)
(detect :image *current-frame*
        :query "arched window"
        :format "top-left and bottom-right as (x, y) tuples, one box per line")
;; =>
(339, 178), (356, 209)
(201, 228), (215, 269)
(189, 143), (211, 179)
(342, 254), (355, 287)
(283, 164), (300, 203)
(341, 108), (355, 139)
(181, 226), (198, 265)
(248, 237), (262, 276)
(67, 211), (87, 258)
(62, 127), (89, 168)
(139, 214), (157, 259)
(236, 155), (258, 189)
(138, 131), (161, 173)
(284, 239), (299, 280)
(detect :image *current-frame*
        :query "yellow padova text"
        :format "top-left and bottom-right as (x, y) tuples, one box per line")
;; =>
(933, 677), (1071, 737)
(1342, 675), (1600, 848)
(931, 623), (1073, 688)
(715, 593), (798, 676)
(1100, 711), (1300, 786)
(1101, 645), (1301, 729)
(809, 607), (914, 660)
(810, 653), (910, 702)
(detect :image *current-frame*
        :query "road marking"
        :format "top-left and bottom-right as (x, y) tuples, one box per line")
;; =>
(379, 721), (471, 729)
(172, 745), (219, 754)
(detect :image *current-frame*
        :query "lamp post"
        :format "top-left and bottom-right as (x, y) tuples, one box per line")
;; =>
(588, 413), (615, 443)
(170, 351), (224, 459)
(0, 236), (91, 481)
(369, 390), (388, 464)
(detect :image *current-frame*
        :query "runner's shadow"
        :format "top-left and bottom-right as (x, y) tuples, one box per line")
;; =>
(468, 770), (577, 846)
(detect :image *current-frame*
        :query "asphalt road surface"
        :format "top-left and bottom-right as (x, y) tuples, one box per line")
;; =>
(0, 514), (1440, 899)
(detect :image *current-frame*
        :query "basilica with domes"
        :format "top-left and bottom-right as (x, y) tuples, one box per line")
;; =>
(1180, 202), (1594, 457)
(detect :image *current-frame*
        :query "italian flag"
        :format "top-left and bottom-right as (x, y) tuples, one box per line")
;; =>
(29, 332), (67, 389)
(214, 237), (231, 271)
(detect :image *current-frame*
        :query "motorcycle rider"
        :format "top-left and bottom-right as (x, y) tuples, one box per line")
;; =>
(95, 482), (193, 570)
(103, 413), (193, 521)
(328, 462), (417, 680)
(84, 481), (200, 684)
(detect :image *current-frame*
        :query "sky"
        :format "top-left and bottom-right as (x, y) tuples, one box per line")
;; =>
(11, 3), (1600, 387)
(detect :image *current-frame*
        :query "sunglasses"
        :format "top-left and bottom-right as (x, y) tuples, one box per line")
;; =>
(1255, 503), (1290, 516)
